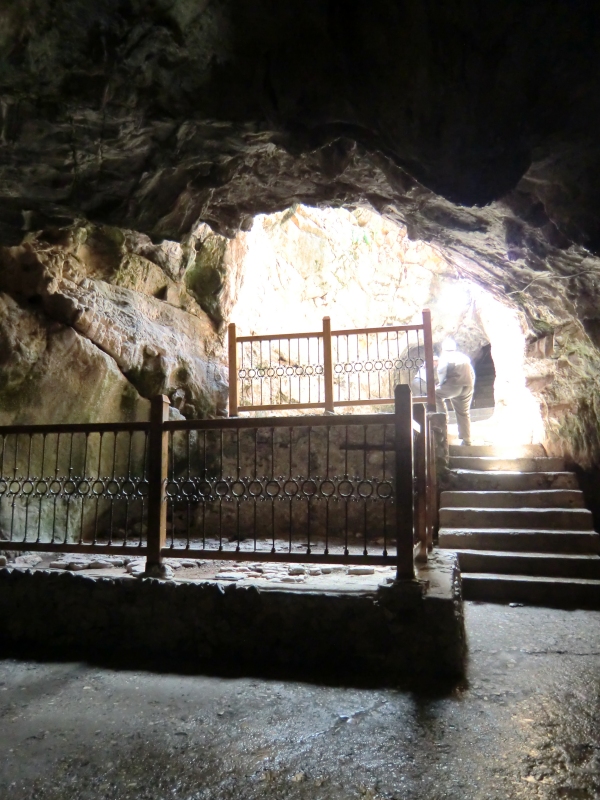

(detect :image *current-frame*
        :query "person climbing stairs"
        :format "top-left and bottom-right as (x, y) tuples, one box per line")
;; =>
(438, 444), (600, 608)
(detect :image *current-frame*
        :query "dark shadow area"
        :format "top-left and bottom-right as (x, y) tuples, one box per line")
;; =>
(0, 641), (463, 699)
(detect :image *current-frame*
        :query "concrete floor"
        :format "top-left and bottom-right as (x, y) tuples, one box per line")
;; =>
(0, 603), (599, 800)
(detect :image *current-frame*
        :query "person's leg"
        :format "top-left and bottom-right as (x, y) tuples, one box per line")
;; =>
(435, 380), (462, 415)
(451, 385), (474, 444)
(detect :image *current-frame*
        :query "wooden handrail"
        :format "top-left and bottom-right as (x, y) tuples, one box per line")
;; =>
(236, 330), (323, 343)
(331, 323), (424, 336)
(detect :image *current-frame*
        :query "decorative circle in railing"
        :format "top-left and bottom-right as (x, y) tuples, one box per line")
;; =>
(331, 358), (420, 375)
(319, 479), (336, 497)
(265, 480), (280, 497)
(231, 480), (246, 498)
(376, 481), (393, 499)
(338, 479), (354, 498)
(248, 480), (263, 497)
(215, 480), (229, 497)
(301, 479), (318, 497)
(357, 480), (374, 498)
(283, 479), (299, 497)
(106, 480), (120, 496)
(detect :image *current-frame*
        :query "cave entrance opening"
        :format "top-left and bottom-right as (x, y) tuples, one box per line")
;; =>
(226, 204), (543, 446)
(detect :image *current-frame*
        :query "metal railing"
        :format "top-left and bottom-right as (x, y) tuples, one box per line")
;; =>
(0, 386), (435, 579)
(228, 310), (436, 415)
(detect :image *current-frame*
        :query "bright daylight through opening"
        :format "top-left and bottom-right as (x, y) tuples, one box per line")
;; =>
(229, 204), (544, 445)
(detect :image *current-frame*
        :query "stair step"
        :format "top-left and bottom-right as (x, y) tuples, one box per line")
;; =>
(440, 490), (585, 509)
(438, 528), (600, 554)
(439, 507), (593, 531)
(461, 573), (600, 609)
(449, 456), (565, 472)
(449, 444), (547, 458)
(448, 471), (579, 491)
(449, 549), (600, 579)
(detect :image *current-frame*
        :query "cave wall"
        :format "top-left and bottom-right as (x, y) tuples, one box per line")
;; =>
(0, 1), (599, 464)
(0, 224), (229, 423)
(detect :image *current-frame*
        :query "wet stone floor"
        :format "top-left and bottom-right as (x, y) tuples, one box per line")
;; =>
(0, 603), (599, 800)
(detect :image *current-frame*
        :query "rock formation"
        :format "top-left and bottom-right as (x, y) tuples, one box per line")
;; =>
(0, 0), (600, 474)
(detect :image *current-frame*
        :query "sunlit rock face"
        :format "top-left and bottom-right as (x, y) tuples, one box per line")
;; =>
(0, 1), (600, 462)
(0, 225), (228, 423)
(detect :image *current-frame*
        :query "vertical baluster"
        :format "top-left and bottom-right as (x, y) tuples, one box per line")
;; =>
(235, 427), (241, 552)
(270, 426), (276, 554)
(218, 428), (223, 551)
(417, 329), (424, 396)
(343, 425), (349, 556)
(323, 317), (334, 413)
(366, 333), (372, 401)
(376, 333), (382, 400)
(122, 431), (132, 545)
(362, 425), (368, 556)
(324, 424), (330, 555)
(253, 428), (258, 552)
(288, 426), (293, 553)
(105, 432), (116, 546)
(140, 431), (148, 548)
(36, 434), (47, 544)
(51, 433), (60, 545)
(228, 323), (238, 416)
(202, 429), (207, 551)
(10, 433), (19, 542)
(93, 433), (103, 546)
(382, 424), (388, 557)
(306, 426), (311, 555)
(22, 434), (33, 542)
(78, 433), (89, 545)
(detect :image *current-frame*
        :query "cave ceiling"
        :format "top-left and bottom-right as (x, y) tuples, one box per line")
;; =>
(1, 0), (600, 330)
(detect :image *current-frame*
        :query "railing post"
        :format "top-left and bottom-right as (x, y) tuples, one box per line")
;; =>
(323, 316), (334, 413)
(395, 384), (415, 580)
(145, 395), (170, 577)
(413, 403), (427, 564)
(228, 322), (238, 417)
(427, 413), (439, 549)
(422, 308), (436, 413)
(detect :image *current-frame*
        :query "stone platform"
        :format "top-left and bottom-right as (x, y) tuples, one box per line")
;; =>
(0, 552), (465, 683)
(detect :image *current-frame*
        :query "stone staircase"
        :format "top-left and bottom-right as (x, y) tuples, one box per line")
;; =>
(438, 444), (600, 608)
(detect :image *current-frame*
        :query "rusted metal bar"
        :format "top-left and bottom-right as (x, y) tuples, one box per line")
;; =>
(422, 308), (436, 413)
(146, 395), (170, 574)
(323, 316), (334, 413)
(413, 403), (427, 564)
(228, 322), (239, 416)
(165, 412), (394, 431)
(394, 384), (415, 580)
